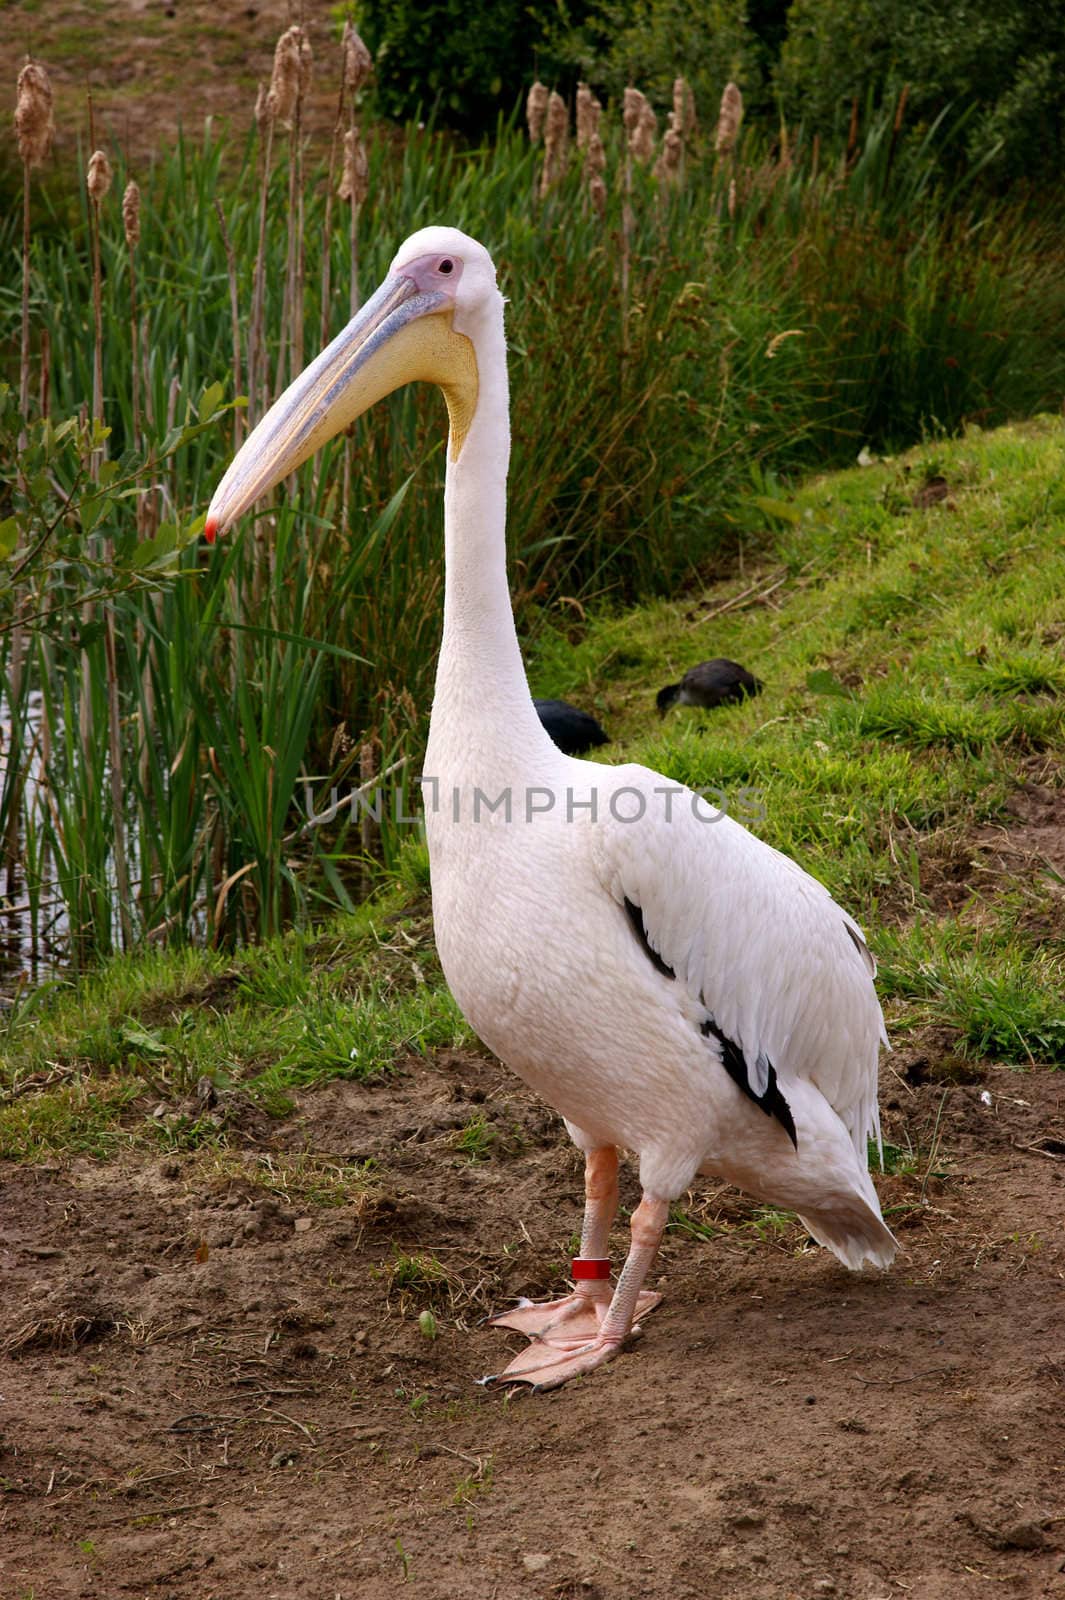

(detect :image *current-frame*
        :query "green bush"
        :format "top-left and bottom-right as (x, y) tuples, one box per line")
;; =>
(538, 0), (762, 122)
(777, 0), (1065, 188)
(349, 0), (591, 132)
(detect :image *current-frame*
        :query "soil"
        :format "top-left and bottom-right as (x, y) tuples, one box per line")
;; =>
(6, 1), (352, 175)
(2, 1043), (1064, 1600)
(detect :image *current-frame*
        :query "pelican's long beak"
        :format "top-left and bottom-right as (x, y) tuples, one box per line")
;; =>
(204, 270), (478, 542)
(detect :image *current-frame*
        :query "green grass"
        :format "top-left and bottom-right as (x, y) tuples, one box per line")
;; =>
(0, 886), (473, 1158)
(1, 417), (1063, 1160)
(526, 416), (1065, 1064)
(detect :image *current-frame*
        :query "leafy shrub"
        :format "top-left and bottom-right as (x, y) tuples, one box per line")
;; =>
(348, 0), (591, 132)
(776, 0), (1065, 188)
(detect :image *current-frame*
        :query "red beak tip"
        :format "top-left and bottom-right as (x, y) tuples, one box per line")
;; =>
(204, 516), (218, 544)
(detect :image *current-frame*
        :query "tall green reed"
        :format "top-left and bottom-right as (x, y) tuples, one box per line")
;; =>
(1, 98), (1062, 970)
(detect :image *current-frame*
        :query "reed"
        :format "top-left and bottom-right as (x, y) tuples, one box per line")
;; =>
(2, 92), (1063, 973)
(9, 60), (54, 890)
(539, 91), (569, 197)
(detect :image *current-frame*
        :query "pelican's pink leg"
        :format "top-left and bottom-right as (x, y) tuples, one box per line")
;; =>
(488, 1193), (669, 1391)
(489, 1146), (621, 1342)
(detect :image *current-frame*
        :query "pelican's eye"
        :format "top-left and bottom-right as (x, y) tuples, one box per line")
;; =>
(438, 258), (455, 274)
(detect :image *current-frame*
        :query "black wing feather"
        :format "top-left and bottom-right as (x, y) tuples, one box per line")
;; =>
(622, 894), (798, 1148)
(701, 1016), (798, 1148)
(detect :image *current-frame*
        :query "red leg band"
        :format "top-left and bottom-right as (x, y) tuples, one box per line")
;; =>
(571, 1257), (611, 1281)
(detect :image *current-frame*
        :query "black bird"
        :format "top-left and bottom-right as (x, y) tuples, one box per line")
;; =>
(534, 698), (609, 756)
(656, 658), (763, 716)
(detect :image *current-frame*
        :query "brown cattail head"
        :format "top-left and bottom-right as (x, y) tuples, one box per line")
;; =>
(87, 149), (113, 205)
(673, 77), (697, 141)
(267, 25), (312, 129)
(622, 85), (644, 135)
(15, 58), (54, 169)
(339, 126), (369, 204)
(653, 127), (683, 186)
(539, 89), (569, 196)
(584, 128), (606, 180)
(588, 173), (607, 220)
(716, 81), (743, 157)
(631, 99), (657, 164)
(576, 82), (601, 149)
(526, 80), (549, 144)
(342, 21), (373, 96)
(122, 180), (141, 248)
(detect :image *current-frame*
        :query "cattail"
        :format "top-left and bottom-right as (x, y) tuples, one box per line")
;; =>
(11, 58), (55, 886)
(266, 25), (311, 129)
(632, 100), (657, 164)
(584, 129), (606, 180)
(715, 82), (743, 157)
(123, 181), (144, 460)
(122, 179), (141, 249)
(16, 59), (55, 432)
(624, 89), (656, 163)
(342, 20), (373, 95)
(250, 75), (275, 424)
(526, 80), (549, 144)
(15, 59), (54, 168)
(653, 127), (683, 186)
(576, 82), (601, 149)
(539, 90), (569, 196)
(673, 77), (696, 141)
(584, 127), (607, 220)
(87, 148), (113, 203)
(86, 145), (111, 453)
(339, 126), (369, 204)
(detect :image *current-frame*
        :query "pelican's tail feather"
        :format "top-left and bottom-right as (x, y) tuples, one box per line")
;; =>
(798, 1193), (897, 1272)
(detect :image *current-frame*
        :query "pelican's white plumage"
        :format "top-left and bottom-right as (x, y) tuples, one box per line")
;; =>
(206, 226), (896, 1390)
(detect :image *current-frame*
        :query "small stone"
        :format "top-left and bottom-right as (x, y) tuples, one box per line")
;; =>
(998, 1521), (1046, 1551)
(813, 1581), (837, 1595)
(522, 1553), (550, 1573)
(293, 1216), (313, 1233)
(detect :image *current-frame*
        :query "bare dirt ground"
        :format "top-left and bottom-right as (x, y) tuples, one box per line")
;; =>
(6, 1), (349, 173)
(2, 1042), (1063, 1600)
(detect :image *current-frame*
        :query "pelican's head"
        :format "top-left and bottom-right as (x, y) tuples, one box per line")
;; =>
(204, 226), (496, 541)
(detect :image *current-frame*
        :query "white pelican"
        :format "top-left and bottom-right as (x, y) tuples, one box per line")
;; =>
(205, 227), (896, 1391)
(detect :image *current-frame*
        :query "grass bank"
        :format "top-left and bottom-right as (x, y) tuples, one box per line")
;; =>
(2, 415), (1062, 1161)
